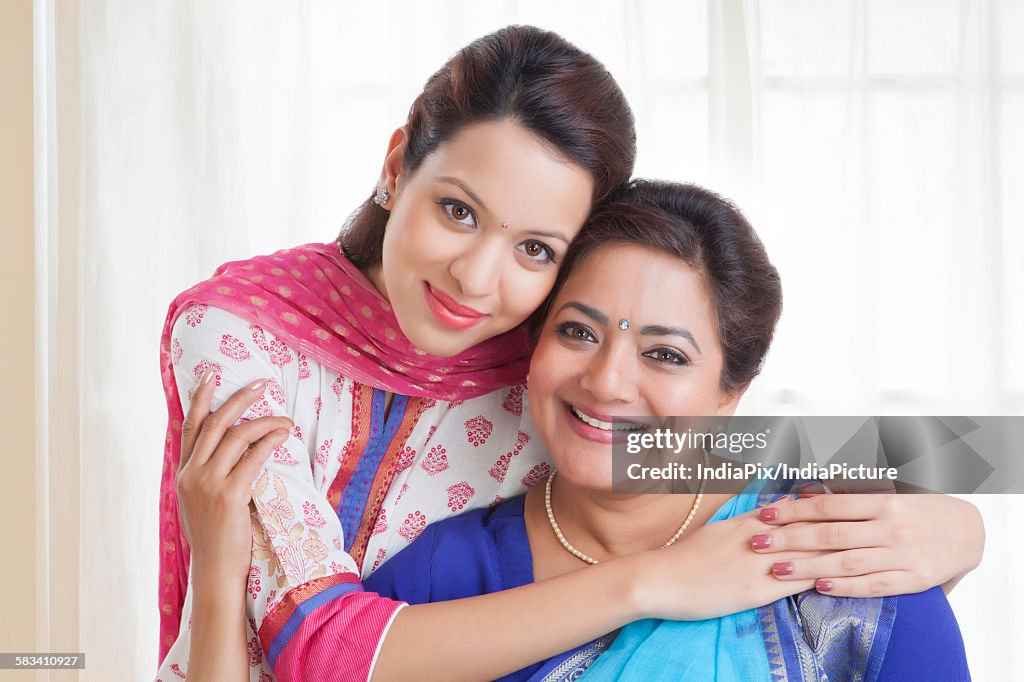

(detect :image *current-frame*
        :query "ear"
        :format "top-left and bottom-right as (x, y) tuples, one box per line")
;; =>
(716, 385), (746, 417)
(379, 126), (409, 203)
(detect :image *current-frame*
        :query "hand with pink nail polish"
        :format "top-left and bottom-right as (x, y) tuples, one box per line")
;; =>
(632, 508), (823, 622)
(747, 492), (984, 598)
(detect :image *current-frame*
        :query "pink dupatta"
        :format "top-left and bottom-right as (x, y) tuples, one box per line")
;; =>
(157, 242), (530, 660)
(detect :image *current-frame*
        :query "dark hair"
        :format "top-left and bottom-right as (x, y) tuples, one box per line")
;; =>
(340, 25), (636, 267)
(535, 179), (783, 394)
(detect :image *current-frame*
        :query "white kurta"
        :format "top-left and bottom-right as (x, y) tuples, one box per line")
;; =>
(156, 305), (549, 681)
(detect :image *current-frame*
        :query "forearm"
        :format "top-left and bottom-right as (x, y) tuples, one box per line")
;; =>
(187, 577), (250, 681)
(371, 554), (646, 682)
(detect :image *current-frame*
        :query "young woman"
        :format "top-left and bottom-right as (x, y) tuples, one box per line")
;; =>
(158, 25), (635, 680)
(160, 27), (983, 682)
(361, 180), (971, 680)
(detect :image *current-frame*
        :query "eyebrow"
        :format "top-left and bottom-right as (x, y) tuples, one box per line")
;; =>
(638, 325), (702, 355)
(556, 301), (607, 324)
(437, 176), (570, 244)
(555, 301), (703, 354)
(528, 229), (570, 244)
(437, 176), (488, 213)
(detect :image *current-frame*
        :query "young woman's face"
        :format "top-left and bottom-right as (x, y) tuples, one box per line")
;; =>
(527, 243), (741, 491)
(370, 120), (594, 357)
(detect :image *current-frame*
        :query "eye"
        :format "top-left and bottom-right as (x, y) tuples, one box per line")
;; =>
(642, 347), (689, 366)
(517, 240), (557, 264)
(438, 199), (477, 228)
(555, 321), (597, 343)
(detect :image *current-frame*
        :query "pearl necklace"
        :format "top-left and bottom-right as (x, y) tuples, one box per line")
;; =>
(544, 449), (710, 565)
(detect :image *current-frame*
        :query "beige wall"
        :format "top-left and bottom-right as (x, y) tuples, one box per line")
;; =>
(0, 0), (37, 654)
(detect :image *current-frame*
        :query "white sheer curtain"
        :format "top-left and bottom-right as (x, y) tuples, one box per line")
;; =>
(38, 0), (1021, 678)
(729, 5), (1024, 678)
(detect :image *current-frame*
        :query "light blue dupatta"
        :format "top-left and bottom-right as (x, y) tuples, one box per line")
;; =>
(576, 480), (897, 682)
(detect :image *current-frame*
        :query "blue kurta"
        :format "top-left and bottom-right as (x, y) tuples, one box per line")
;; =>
(365, 494), (970, 681)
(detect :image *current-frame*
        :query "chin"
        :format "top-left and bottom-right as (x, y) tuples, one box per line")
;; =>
(553, 447), (614, 488)
(557, 466), (615, 494)
(405, 327), (480, 358)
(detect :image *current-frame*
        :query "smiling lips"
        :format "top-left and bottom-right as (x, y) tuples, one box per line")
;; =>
(424, 282), (488, 330)
(565, 403), (646, 444)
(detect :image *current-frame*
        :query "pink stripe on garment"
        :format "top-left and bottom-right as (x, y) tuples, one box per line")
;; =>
(272, 590), (405, 682)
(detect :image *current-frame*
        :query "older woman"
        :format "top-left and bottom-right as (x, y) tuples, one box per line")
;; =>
(362, 180), (970, 680)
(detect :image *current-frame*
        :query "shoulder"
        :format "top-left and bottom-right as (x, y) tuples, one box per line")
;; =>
(878, 587), (969, 680)
(431, 495), (526, 553)
(171, 304), (258, 345)
(171, 305), (306, 370)
(168, 304), (335, 412)
(364, 497), (528, 604)
(407, 496), (527, 569)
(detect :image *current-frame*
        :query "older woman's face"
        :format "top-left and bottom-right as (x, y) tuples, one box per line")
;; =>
(527, 243), (740, 490)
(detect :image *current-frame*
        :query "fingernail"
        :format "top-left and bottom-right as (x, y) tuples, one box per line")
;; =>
(759, 507), (778, 522)
(272, 429), (290, 439)
(816, 579), (834, 593)
(751, 534), (772, 550)
(799, 482), (828, 496)
(248, 379), (267, 391)
(201, 369), (215, 385)
(772, 561), (794, 577)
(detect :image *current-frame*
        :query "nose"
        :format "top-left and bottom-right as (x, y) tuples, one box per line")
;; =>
(448, 238), (502, 299)
(578, 340), (639, 405)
